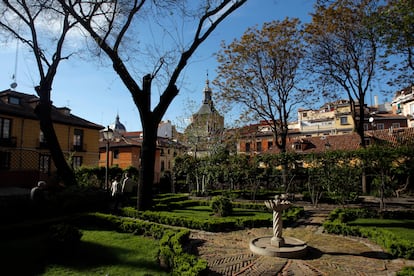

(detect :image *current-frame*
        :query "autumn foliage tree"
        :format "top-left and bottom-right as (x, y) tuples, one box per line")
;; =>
(214, 18), (309, 187)
(304, 0), (383, 148)
(58, 0), (247, 210)
(375, 0), (414, 86)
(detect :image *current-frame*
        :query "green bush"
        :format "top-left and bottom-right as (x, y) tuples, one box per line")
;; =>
(210, 196), (233, 217)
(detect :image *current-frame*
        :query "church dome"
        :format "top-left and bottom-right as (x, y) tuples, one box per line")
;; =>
(109, 114), (126, 134)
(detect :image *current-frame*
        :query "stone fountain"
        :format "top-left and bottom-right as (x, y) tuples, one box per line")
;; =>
(249, 195), (307, 258)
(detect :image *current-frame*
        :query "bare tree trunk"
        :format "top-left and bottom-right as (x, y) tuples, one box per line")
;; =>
(380, 171), (385, 211)
(35, 86), (75, 186)
(137, 122), (157, 211)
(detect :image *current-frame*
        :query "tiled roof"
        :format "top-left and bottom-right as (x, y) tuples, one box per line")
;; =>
(0, 89), (103, 130)
(99, 137), (142, 148)
(267, 133), (362, 154)
(366, 127), (414, 146)
(265, 127), (414, 154)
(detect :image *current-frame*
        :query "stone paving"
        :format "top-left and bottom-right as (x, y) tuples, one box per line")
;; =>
(190, 204), (414, 275)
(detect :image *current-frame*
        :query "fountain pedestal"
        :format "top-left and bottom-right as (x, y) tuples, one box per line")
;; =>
(249, 195), (307, 258)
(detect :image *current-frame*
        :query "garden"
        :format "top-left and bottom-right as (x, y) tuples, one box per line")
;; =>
(1, 145), (414, 275)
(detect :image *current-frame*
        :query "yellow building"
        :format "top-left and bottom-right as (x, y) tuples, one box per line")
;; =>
(298, 100), (354, 136)
(0, 89), (103, 188)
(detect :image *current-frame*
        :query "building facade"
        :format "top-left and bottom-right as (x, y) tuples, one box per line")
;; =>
(99, 117), (185, 184)
(0, 89), (103, 188)
(392, 85), (414, 127)
(298, 100), (355, 137)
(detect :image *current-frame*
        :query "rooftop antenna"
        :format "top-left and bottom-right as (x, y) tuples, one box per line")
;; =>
(10, 38), (19, 90)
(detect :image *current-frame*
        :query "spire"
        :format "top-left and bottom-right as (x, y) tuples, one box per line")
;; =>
(203, 72), (212, 105)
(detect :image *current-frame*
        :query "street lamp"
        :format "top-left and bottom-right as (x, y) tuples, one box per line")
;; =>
(102, 126), (114, 190)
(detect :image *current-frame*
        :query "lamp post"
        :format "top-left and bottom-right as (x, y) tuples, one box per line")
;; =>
(102, 126), (114, 190)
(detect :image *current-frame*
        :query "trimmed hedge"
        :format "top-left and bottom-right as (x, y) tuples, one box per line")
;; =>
(159, 230), (208, 276)
(121, 205), (304, 232)
(323, 208), (414, 260)
(77, 213), (207, 275)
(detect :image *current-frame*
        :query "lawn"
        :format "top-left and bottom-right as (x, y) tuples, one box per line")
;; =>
(1, 229), (168, 276)
(348, 218), (414, 242)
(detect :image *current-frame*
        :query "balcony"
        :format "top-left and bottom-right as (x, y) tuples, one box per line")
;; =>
(0, 137), (17, 147)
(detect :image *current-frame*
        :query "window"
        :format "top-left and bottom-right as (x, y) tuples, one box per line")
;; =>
(363, 123), (369, 131)
(39, 154), (51, 174)
(113, 149), (119, 159)
(294, 143), (302, 151)
(0, 117), (11, 139)
(39, 131), (48, 148)
(340, 116), (348, 125)
(377, 123), (384, 130)
(0, 151), (11, 170)
(73, 129), (83, 151)
(245, 142), (250, 152)
(8, 96), (20, 105)
(392, 123), (400, 129)
(302, 112), (307, 117)
(72, 156), (82, 169)
(268, 141), (273, 149)
(161, 160), (165, 172)
(0, 118), (13, 147)
(256, 141), (262, 152)
(364, 138), (371, 146)
(39, 131), (45, 142)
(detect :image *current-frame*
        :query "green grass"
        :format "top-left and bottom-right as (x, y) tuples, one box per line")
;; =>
(348, 218), (414, 242)
(1, 230), (168, 276)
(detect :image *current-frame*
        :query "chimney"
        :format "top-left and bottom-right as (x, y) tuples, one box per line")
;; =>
(374, 95), (379, 107)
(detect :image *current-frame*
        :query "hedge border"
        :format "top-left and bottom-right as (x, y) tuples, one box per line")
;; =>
(323, 208), (414, 260)
(76, 212), (208, 275)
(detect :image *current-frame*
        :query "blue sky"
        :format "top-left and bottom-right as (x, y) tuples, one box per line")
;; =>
(0, 0), (316, 131)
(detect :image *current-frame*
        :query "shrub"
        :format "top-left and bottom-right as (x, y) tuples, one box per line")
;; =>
(210, 196), (233, 217)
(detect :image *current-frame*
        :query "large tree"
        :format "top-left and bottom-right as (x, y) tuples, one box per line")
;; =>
(57, 0), (247, 210)
(214, 18), (308, 187)
(375, 0), (414, 86)
(304, 0), (382, 148)
(0, 0), (78, 186)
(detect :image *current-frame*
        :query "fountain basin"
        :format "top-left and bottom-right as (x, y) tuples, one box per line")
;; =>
(249, 236), (307, 258)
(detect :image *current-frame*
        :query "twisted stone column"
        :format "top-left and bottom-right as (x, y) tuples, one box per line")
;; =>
(265, 195), (291, 247)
